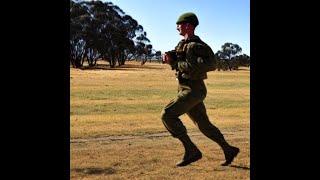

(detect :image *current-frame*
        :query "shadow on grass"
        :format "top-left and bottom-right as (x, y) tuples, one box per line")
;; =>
(234, 67), (250, 71)
(73, 167), (116, 175)
(229, 164), (250, 170)
(78, 63), (165, 71)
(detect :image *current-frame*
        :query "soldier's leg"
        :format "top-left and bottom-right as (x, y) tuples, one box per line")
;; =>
(186, 102), (239, 166)
(161, 92), (203, 166)
(160, 99), (187, 138)
(161, 92), (201, 138)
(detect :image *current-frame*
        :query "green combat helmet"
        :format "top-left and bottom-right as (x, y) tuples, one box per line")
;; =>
(176, 12), (199, 27)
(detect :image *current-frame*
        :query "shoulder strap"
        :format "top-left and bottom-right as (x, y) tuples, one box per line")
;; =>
(182, 43), (189, 52)
(186, 37), (205, 45)
(183, 37), (207, 52)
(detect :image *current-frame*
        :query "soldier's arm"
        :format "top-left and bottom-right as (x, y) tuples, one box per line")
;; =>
(164, 50), (179, 70)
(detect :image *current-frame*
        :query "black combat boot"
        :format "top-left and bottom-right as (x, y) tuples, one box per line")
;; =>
(206, 133), (239, 166)
(176, 134), (202, 167)
(221, 145), (240, 166)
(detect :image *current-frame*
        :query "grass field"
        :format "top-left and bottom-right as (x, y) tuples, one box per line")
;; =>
(70, 61), (250, 179)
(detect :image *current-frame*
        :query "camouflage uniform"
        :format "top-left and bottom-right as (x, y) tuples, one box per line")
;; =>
(161, 35), (228, 145)
(161, 15), (239, 166)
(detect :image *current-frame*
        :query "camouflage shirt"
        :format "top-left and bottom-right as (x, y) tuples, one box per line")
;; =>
(170, 35), (216, 81)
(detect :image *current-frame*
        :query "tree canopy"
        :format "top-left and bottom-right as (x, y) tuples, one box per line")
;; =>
(70, 0), (154, 68)
(70, 1), (249, 70)
(215, 43), (250, 71)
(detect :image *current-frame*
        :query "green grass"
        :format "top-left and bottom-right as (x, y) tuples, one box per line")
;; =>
(71, 102), (164, 115)
(70, 61), (250, 179)
(71, 88), (176, 100)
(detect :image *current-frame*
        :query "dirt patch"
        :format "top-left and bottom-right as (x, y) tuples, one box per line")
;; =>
(73, 167), (116, 175)
(70, 130), (244, 143)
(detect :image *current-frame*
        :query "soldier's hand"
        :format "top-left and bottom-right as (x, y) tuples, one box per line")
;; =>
(162, 53), (172, 64)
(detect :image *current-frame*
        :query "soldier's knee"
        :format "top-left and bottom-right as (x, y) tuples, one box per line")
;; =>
(161, 109), (168, 121)
(161, 109), (174, 123)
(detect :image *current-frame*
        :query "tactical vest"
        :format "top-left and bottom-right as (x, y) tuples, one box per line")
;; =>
(174, 36), (217, 81)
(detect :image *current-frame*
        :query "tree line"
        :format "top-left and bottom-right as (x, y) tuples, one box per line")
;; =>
(70, 0), (249, 70)
(215, 42), (250, 71)
(70, 0), (160, 68)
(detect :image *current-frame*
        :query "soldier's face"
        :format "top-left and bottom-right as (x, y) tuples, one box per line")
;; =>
(177, 23), (188, 35)
(177, 23), (193, 36)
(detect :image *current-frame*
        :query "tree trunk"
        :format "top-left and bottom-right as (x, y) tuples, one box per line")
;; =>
(75, 58), (83, 68)
(70, 58), (76, 68)
(110, 55), (116, 68)
(93, 58), (97, 66)
(121, 52), (126, 65)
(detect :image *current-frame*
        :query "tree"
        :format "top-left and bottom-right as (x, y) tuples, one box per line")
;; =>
(221, 43), (242, 60)
(141, 44), (153, 65)
(235, 54), (250, 67)
(155, 51), (162, 63)
(134, 30), (150, 62)
(70, 1), (89, 68)
(70, 0), (155, 68)
(217, 43), (243, 71)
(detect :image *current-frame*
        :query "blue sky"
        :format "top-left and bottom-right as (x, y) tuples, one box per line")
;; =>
(108, 0), (250, 55)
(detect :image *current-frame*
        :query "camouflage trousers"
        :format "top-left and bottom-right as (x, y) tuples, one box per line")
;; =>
(161, 80), (225, 141)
